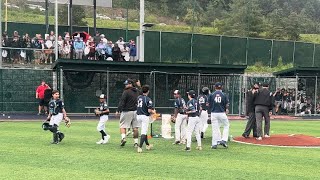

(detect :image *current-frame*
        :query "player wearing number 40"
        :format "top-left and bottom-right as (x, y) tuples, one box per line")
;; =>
(208, 82), (230, 149)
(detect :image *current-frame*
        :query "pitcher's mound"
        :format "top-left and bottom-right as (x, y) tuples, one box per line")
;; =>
(233, 134), (320, 148)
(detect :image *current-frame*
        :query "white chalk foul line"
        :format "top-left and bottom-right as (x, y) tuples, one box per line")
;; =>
(232, 139), (320, 149)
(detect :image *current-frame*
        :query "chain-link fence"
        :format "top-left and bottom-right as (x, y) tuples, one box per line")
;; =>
(61, 70), (243, 114)
(0, 68), (53, 113)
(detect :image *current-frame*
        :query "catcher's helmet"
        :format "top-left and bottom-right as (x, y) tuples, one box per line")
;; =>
(42, 122), (51, 131)
(202, 87), (210, 95)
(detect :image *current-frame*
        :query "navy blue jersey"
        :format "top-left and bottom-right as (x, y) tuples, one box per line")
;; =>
(99, 102), (108, 111)
(49, 99), (64, 115)
(208, 91), (229, 113)
(186, 98), (199, 117)
(174, 98), (186, 114)
(197, 94), (208, 110)
(137, 95), (153, 116)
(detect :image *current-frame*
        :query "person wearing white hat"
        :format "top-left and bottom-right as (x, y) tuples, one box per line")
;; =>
(95, 94), (111, 144)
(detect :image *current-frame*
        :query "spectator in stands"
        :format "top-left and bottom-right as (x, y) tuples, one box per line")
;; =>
(94, 31), (101, 45)
(106, 41), (113, 60)
(121, 43), (130, 61)
(32, 34), (44, 65)
(23, 34), (33, 64)
(44, 35), (54, 63)
(62, 35), (71, 59)
(74, 35), (85, 59)
(100, 34), (108, 44)
(116, 37), (125, 50)
(2, 32), (9, 63)
(49, 31), (55, 41)
(96, 39), (107, 60)
(86, 37), (96, 60)
(11, 34), (21, 64)
(129, 42), (137, 62)
(36, 80), (50, 115)
(57, 35), (64, 58)
(112, 43), (121, 61)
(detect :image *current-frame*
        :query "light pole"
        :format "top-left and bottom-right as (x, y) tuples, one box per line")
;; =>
(139, 0), (145, 62)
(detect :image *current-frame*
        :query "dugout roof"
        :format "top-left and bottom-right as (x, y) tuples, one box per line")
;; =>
(273, 67), (320, 77)
(52, 59), (247, 74)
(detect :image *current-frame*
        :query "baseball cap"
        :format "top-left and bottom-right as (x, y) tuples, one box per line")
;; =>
(174, 90), (180, 95)
(123, 79), (134, 85)
(187, 90), (196, 97)
(262, 83), (269, 87)
(99, 94), (106, 99)
(215, 82), (222, 88)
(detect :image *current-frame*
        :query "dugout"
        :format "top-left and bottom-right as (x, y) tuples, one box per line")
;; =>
(52, 59), (247, 114)
(274, 67), (320, 116)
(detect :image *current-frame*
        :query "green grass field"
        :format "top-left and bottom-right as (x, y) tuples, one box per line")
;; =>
(0, 120), (319, 180)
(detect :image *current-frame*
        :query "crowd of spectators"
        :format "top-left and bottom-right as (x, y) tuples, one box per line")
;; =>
(1, 30), (138, 64)
(273, 88), (318, 115)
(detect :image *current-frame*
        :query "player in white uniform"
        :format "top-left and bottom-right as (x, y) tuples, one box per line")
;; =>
(184, 90), (202, 151)
(198, 87), (210, 138)
(208, 82), (230, 149)
(95, 94), (111, 144)
(172, 90), (188, 145)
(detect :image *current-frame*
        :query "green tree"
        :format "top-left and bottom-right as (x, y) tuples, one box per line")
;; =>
(58, 5), (87, 26)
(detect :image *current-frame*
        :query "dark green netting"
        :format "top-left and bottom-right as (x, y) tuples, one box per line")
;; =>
(294, 42), (314, 67)
(272, 41), (294, 67)
(247, 38), (272, 66)
(220, 36), (246, 65)
(192, 34), (220, 64)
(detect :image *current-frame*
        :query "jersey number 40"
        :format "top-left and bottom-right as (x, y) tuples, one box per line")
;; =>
(214, 96), (222, 103)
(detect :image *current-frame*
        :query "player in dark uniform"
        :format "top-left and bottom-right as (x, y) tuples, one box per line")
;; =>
(95, 94), (110, 144)
(184, 90), (202, 151)
(172, 90), (188, 145)
(208, 82), (230, 149)
(46, 90), (69, 144)
(136, 85), (154, 153)
(198, 87), (210, 138)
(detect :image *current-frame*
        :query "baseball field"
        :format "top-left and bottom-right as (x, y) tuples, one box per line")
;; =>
(0, 120), (319, 179)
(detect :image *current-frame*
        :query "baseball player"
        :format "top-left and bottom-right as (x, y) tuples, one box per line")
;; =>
(172, 90), (188, 145)
(184, 90), (202, 151)
(46, 90), (70, 144)
(208, 82), (229, 149)
(198, 87), (210, 138)
(95, 94), (111, 144)
(137, 85), (154, 153)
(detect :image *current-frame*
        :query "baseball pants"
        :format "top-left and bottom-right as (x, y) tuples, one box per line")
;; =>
(199, 110), (209, 133)
(255, 105), (270, 137)
(243, 112), (257, 137)
(175, 114), (188, 143)
(97, 115), (109, 132)
(211, 112), (230, 146)
(186, 116), (201, 148)
(120, 111), (140, 128)
(137, 115), (150, 135)
(50, 113), (63, 126)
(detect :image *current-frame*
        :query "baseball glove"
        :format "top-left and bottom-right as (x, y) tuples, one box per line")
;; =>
(94, 109), (102, 116)
(151, 113), (161, 121)
(64, 116), (71, 128)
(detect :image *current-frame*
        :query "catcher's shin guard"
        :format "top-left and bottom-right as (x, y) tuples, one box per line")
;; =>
(49, 124), (58, 133)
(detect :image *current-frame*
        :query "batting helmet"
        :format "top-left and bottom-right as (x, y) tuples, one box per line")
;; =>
(202, 87), (210, 95)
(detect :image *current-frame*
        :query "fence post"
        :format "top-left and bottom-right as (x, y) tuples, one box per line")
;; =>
(197, 73), (201, 96)
(245, 38), (249, 65)
(270, 40), (274, 67)
(159, 31), (162, 62)
(292, 41), (296, 65)
(295, 75), (298, 116)
(60, 67), (64, 100)
(107, 69), (109, 106)
(238, 75), (243, 115)
(315, 76), (318, 115)
(219, 36), (222, 64)
(313, 43), (316, 67)
(231, 75), (235, 114)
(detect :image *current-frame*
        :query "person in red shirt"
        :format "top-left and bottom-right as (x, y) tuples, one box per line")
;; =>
(36, 80), (50, 115)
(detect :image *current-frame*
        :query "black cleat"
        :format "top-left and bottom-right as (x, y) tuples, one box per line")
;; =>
(220, 141), (228, 148)
(120, 138), (127, 146)
(184, 147), (191, 151)
(133, 143), (139, 148)
(201, 132), (204, 139)
(58, 133), (65, 142)
(51, 141), (59, 144)
(242, 133), (249, 138)
(172, 141), (180, 145)
(211, 145), (217, 149)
